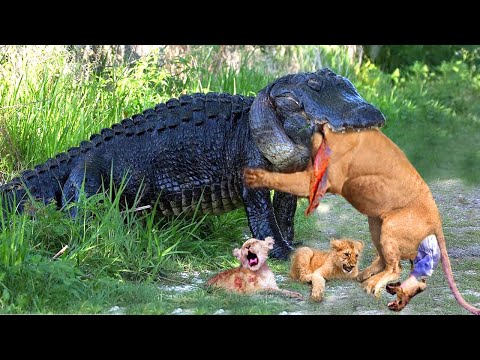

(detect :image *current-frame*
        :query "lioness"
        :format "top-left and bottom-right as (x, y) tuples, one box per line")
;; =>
(207, 237), (303, 299)
(291, 239), (363, 301)
(244, 125), (480, 314)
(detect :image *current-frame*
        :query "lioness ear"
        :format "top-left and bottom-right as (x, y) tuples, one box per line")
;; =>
(330, 239), (343, 251)
(233, 248), (241, 260)
(264, 237), (275, 250)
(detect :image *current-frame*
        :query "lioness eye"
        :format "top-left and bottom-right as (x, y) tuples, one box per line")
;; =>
(344, 252), (349, 256)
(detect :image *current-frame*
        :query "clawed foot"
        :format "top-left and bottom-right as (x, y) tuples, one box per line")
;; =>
(244, 168), (268, 188)
(386, 277), (427, 312)
(362, 275), (384, 297)
(356, 267), (382, 283)
(362, 271), (400, 298)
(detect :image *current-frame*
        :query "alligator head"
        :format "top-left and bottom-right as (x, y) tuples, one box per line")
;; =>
(249, 68), (386, 172)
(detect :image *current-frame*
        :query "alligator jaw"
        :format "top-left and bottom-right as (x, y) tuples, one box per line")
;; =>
(313, 118), (381, 134)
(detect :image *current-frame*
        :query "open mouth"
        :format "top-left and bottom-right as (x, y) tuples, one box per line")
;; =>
(343, 264), (354, 273)
(247, 251), (259, 267)
(314, 119), (377, 134)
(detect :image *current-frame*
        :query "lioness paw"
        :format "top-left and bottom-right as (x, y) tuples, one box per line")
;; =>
(362, 277), (383, 297)
(243, 168), (267, 188)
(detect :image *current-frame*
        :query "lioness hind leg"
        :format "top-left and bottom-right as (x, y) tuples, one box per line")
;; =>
(290, 247), (314, 282)
(311, 268), (327, 302)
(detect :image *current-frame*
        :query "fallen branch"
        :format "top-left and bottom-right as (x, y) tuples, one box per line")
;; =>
(120, 205), (152, 214)
(52, 245), (69, 260)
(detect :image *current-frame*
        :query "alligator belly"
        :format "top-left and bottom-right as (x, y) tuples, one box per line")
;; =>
(146, 174), (244, 216)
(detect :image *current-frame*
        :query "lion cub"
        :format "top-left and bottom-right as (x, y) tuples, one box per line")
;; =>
(291, 239), (363, 301)
(207, 237), (303, 299)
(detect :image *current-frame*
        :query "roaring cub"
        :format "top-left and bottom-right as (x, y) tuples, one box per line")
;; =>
(207, 237), (303, 299)
(291, 239), (363, 301)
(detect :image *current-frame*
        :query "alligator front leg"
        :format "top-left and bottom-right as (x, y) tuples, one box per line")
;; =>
(62, 159), (104, 217)
(241, 186), (293, 259)
(273, 191), (297, 246)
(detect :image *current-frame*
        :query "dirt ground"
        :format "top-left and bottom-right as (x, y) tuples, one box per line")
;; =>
(153, 179), (480, 315)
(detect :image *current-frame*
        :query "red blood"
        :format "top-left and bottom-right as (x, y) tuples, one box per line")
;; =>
(234, 276), (244, 290)
(305, 138), (331, 216)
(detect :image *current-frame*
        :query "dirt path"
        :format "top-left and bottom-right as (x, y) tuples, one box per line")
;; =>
(153, 179), (480, 315)
(284, 178), (480, 315)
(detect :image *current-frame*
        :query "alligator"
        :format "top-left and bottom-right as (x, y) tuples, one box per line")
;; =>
(0, 68), (385, 259)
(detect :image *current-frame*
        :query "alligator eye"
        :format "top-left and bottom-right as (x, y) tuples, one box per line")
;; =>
(275, 94), (302, 110)
(307, 78), (323, 91)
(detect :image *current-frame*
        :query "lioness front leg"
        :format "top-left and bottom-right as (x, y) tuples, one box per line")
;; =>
(362, 229), (402, 297)
(244, 168), (310, 198)
(357, 256), (385, 282)
(357, 217), (384, 282)
(311, 268), (327, 302)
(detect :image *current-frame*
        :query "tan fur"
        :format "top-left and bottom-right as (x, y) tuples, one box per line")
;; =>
(207, 237), (303, 299)
(290, 239), (363, 301)
(244, 127), (480, 314)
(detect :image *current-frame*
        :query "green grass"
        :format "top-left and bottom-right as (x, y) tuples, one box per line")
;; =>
(0, 45), (479, 314)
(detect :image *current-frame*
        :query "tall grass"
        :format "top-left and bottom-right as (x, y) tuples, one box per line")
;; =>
(0, 45), (478, 313)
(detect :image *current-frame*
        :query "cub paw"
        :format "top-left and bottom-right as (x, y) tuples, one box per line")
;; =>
(299, 274), (313, 283)
(311, 289), (324, 302)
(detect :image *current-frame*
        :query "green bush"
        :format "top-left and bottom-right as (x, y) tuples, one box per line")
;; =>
(364, 45), (480, 73)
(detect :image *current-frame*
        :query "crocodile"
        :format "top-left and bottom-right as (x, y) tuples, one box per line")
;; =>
(0, 68), (385, 259)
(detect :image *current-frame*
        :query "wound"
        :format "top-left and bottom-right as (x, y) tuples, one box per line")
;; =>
(234, 276), (244, 290)
(305, 138), (331, 216)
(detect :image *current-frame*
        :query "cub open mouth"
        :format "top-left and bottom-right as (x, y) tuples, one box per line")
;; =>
(343, 264), (354, 273)
(247, 251), (259, 267)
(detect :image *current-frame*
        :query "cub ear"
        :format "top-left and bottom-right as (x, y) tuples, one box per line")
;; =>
(233, 248), (241, 260)
(264, 237), (275, 250)
(330, 239), (344, 251)
(355, 240), (364, 252)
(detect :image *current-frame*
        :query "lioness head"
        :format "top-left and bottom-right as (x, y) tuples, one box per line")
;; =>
(233, 237), (275, 271)
(330, 238), (364, 274)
